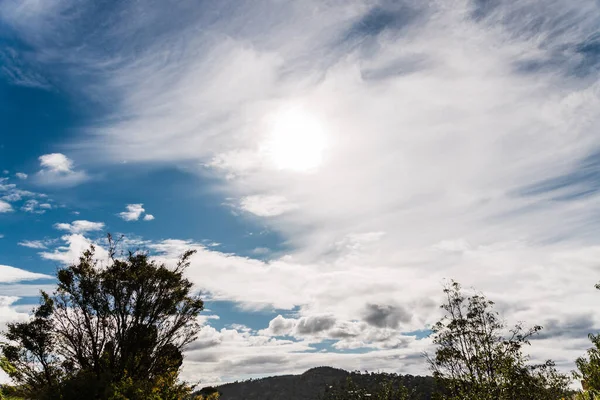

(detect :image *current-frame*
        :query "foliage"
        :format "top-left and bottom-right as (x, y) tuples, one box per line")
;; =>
(573, 283), (600, 399)
(193, 386), (221, 399)
(0, 236), (203, 400)
(427, 281), (570, 400)
(322, 376), (409, 400)
(193, 393), (220, 400)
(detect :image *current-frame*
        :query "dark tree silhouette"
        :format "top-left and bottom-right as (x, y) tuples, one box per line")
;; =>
(1, 236), (204, 400)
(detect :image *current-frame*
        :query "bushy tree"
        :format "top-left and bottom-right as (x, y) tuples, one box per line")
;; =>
(573, 283), (600, 399)
(1, 236), (204, 400)
(427, 281), (570, 400)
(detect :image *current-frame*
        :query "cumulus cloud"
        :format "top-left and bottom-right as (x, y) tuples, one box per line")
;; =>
(54, 220), (105, 234)
(41, 234), (108, 265)
(0, 200), (12, 213)
(35, 153), (88, 187)
(295, 315), (337, 335)
(261, 315), (296, 336)
(118, 204), (149, 221)
(40, 153), (73, 172)
(362, 304), (412, 329)
(15, 172), (27, 179)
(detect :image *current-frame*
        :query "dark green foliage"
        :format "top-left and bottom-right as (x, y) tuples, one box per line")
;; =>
(573, 283), (600, 398)
(322, 375), (409, 400)
(427, 281), (570, 400)
(1, 237), (203, 400)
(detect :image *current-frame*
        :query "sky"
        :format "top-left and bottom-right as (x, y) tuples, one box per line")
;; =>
(1, 0), (600, 388)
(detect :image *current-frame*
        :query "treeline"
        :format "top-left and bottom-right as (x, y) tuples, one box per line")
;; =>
(195, 368), (437, 400)
(0, 237), (599, 399)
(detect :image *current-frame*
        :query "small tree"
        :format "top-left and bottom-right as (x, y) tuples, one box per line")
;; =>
(573, 283), (600, 399)
(426, 281), (569, 400)
(1, 236), (204, 400)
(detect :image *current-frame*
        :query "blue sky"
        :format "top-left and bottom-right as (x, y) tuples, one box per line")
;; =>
(1, 0), (600, 387)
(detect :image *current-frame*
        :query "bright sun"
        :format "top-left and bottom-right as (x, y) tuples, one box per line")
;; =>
(261, 107), (328, 172)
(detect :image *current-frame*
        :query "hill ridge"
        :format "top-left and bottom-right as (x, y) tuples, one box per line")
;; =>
(199, 366), (435, 400)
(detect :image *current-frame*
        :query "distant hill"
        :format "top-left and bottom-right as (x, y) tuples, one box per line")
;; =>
(196, 366), (437, 400)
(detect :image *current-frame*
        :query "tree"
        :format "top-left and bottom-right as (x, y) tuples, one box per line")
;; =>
(322, 375), (410, 400)
(194, 386), (221, 400)
(1, 236), (204, 400)
(573, 283), (600, 399)
(426, 281), (570, 400)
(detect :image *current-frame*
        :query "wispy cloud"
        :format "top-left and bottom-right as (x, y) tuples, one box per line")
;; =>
(239, 195), (297, 217)
(18, 240), (49, 249)
(3, 0), (600, 382)
(21, 199), (52, 214)
(0, 177), (44, 204)
(54, 220), (105, 234)
(0, 264), (51, 283)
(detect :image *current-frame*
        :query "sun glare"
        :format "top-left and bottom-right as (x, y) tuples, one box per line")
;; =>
(261, 107), (328, 172)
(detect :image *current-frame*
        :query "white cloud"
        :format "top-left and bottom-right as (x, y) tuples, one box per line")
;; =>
(39, 153), (73, 172)
(18, 240), (48, 249)
(434, 239), (471, 254)
(252, 247), (270, 255)
(40, 234), (108, 265)
(0, 264), (51, 282)
(21, 199), (50, 214)
(181, 323), (432, 387)
(239, 195), (297, 217)
(143, 214), (155, 221)
(118, 204), (144, 221)
(35, 153), (88, 187)
(0, 178), (41, 203)
(0, 283), (56, 297)
(5, 0), (600, 384)
(15, 172), (27, 179)
(54, 220), (105, 234)
(0, 200), (13, 213)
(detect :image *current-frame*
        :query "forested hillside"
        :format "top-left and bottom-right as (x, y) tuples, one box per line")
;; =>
(198, 367), (437, 400)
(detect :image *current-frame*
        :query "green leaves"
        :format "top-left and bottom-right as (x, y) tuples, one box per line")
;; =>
(427, 281), (569, 400)
(0, 236), (203, 400)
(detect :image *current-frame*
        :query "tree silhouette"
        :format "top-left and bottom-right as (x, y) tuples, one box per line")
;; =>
(1, 236), (204, 400)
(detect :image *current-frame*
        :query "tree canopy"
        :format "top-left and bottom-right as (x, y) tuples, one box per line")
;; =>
(573, 283), (600, 399)
(427, 281), (570, 400)
(1, 237), (204, 400)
